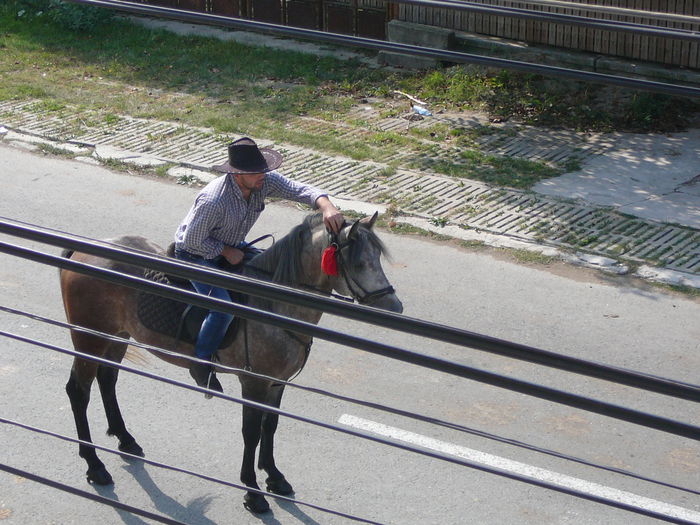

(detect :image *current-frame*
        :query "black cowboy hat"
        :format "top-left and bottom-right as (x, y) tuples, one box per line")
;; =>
(213, 137), (283, 174)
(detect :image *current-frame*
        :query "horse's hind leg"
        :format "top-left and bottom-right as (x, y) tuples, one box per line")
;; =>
(96, 338), (144, 459)
(258, 385), (293, 496)
(66, 358), (113, 485)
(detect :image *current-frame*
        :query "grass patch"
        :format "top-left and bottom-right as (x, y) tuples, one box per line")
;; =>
(153, 163), (176, 178)
(410, 151), (560, 188)
(37, 142), (76, 157)
(429, 216), (449, 227)
(505, 248), (559, 265)
(2, 7), (695, 138)
(0, 6), (380, 134)
(29, 99), (66, 113)
(98, 157), (140, 172)
(649, 282), (700, 298)
(384, 221), (451, 241)
(340, 209), (368, 221)
(175, 173), (199, 185)
(460, 239), (486, 249)
(1, 2), (699, 195)
(396, 66), (700, 133)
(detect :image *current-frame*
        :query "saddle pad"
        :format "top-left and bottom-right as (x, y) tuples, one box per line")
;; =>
(136, 269), (242, 348)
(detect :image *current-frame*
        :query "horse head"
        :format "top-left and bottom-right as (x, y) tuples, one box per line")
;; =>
(328, 212), (403, 313)
(247, 212), (403, 313)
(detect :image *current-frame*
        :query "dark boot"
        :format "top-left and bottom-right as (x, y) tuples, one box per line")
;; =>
(189, 361), (223, 399)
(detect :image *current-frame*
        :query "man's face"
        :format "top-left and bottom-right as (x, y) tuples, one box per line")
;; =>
(234, 172), (265, 192)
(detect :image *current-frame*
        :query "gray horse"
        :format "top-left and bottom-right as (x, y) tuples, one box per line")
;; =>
(59, 212), (403, 513)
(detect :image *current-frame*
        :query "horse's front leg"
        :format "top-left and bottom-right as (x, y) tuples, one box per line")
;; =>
(96, 348), (144, 459)
(240, 402), (269, 513)
(258, 384), (293, 496)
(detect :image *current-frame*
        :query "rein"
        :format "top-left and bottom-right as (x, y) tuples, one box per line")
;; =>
(244, 264), (354, 303)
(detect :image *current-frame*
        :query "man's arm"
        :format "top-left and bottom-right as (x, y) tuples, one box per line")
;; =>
(264, 172), (344, 233)
(315, 195), (344, 234)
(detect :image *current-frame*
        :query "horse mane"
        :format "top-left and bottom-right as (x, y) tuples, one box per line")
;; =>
(246, 213), (388, 286)
(246, 213), (324, 286)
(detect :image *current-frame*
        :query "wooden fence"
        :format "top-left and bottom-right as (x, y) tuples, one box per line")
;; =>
(395, 1), (700, 69)
(146, 0), (390, 39)
(141, 1), (699, 69)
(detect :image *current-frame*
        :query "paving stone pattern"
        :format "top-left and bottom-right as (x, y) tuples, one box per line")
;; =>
(1, 99), (698, 275)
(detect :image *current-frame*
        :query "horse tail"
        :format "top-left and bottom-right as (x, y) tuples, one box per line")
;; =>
(58, 249), (74, 277)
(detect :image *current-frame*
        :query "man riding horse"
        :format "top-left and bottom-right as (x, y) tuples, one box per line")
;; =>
(173, 137), (344, 394)
(60, 162), (401, 512)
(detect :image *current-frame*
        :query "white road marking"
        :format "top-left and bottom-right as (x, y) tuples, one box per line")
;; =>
(338, 414), (700, 522)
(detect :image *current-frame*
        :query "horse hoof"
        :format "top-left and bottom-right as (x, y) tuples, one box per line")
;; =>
(243, 493), (270, 514)
(266, 476), (294, 496)
(86, 467), (113, 486)
(119, 441), (145, 460)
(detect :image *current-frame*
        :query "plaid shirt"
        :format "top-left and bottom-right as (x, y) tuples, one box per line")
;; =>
(175, 171), (326, 259)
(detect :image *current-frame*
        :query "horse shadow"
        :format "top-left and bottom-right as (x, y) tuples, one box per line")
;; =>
(89, 481), (152, 525)
(274, 499), (323, 525)
(119, 461), (219, 524)
(88, 460), (218, 525)
(92, 460), (320, 525)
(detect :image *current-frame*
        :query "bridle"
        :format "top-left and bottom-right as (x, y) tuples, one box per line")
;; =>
(242, 225), (395, 305)
(329, 231), (395, 306)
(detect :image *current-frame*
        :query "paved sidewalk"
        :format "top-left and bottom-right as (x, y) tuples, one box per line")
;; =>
(533, 130), (700, 228)
(2, 99), (698, 290)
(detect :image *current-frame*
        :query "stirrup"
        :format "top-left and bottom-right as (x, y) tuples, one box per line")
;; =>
(204, 368), (223, 399)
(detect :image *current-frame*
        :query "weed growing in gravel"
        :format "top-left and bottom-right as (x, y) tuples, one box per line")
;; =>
(37, 142), (75, 157)
(506, 248), (558, 265)
(409, 151), (560, 188)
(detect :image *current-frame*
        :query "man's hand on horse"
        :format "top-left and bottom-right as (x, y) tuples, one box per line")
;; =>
(222, 245), (245, 265)
(316, 196), (344, 234)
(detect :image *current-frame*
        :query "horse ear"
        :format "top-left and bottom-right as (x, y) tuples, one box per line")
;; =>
(347, 219), (361, 240)
(368, 211), (378, 229)
(359, 211), (379, 229)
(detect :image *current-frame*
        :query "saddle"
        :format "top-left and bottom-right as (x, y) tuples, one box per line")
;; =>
(136, 243), (260, 349)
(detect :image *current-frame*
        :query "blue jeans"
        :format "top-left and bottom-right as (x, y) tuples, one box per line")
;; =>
(174, 249), (235, 360)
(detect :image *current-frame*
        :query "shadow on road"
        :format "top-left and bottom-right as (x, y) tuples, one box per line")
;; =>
(122, 461), (219, 524)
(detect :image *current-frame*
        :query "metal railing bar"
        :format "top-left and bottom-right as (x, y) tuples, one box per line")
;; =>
(0, 338), (697, 524)
(2, 300), (699, 440)
(0, 418), (383, 524)
(482, 0), (700, 24)
(4, 304), (697, 496)
(392, 0), (700, 40)
(1, 218), (698, 402)
(60, 1), (700, 97)
(0, 463), (188, 525)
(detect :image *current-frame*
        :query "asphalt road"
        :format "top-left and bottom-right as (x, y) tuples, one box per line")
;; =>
(1, 144), (699, 525)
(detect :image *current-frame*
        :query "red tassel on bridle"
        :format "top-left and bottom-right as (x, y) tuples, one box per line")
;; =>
(321, 245), (338, 276)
